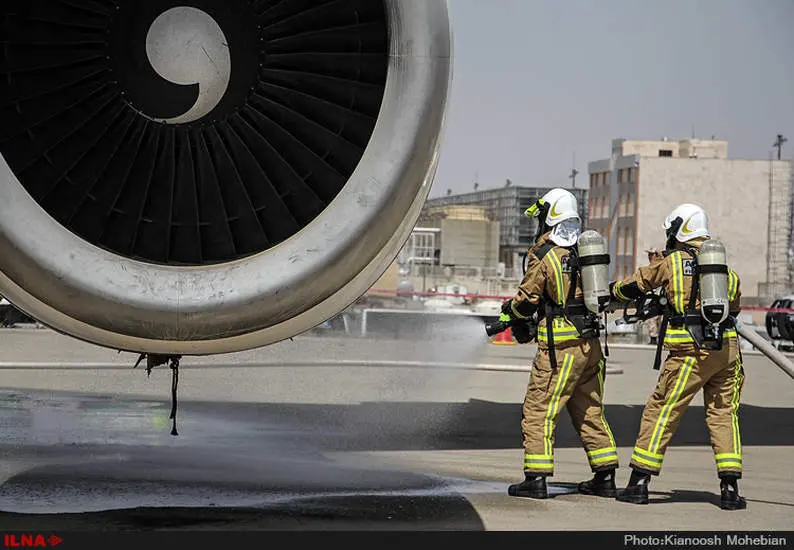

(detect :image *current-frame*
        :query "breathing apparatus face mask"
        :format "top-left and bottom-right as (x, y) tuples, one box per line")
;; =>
(665, 216), (683, 250)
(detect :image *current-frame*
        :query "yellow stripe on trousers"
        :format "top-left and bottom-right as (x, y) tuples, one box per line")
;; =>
(731, 355), (742, 456)
(649, 357), (695, 454)
(543, 354), (573, 456)
(596, 358), (616, 448)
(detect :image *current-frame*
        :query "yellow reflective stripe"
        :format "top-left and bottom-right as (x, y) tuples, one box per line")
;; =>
(587, 446), (618, 457)
(632, 446), (664, 469)
(524, 453), (554, 470)
(664, 328), (693, 344)
(728, 270), (738, 301)
(547, 250), (565, 305)
(543, 354), (573, 456)
(524, 461), (555, 470)
(715, 453), (742, 468)
(731, 356), (742, 455)
(649, 357), (695, 453)
(714, 453), (742, 470)
(671, 251), (684, 313)
(538, 330), (579, 338)
(596, 359), (616, 448)
(631, 453), (663, 469)
(715, 453), (741, 460)
(510, 301), (528, 319)
(537, 334), (579, 343)
(590, 454), (618, 465)
(663, 328), (737, 343)
(538, 326), (578, 335)
(538, 324), (580, 343)
(587, 446), (619, 465)
(633, 447), (663, 461)
(613, 282), (628, 301)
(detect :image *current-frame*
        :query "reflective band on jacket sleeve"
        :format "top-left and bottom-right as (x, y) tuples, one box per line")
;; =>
(728, 270), (739, 301)
(613, 282), (628, 302)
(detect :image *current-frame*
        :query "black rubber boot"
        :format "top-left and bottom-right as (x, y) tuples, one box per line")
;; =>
(615, 468), (650, 505)
(578, 468), (617, 497)
(719, 474), (747, 511)
(508, 474), (548, 499)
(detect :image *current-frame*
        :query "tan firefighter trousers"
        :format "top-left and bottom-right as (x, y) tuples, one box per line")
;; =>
(521, 339), (618, 476)
(630, 338), (745, 477)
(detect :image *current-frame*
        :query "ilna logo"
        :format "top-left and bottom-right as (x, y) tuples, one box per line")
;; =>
(3, 535), (62, 547)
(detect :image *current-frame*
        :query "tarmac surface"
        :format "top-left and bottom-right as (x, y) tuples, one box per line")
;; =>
(0, 325), (793, 531)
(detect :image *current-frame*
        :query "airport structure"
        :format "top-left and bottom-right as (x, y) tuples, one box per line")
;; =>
(587, 138), (794, 301)
(402, 206), (500, 273)
(419, 185), (588, 273)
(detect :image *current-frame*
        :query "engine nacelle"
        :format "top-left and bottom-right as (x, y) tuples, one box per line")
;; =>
(0, 0), (452, 355)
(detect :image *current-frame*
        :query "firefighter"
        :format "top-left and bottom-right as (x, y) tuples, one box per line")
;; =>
(642, 248), (664, 345)
(609, 203), (746, 510)
(502, 188), (619, 500)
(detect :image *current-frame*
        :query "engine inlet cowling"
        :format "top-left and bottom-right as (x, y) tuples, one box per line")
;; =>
(0, 0), (453, 355)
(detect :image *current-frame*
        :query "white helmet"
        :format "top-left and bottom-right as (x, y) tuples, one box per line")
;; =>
(525, 188), (581, 246)
(525, 188), (580, 226)
(663, 203), (710, 243)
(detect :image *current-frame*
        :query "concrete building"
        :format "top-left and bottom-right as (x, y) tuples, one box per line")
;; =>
(417, 206), (500, 269)
(587, 138), (793, 301)
(421, 185), (588, 274)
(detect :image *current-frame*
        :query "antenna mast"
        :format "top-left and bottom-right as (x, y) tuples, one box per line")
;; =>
(774, 134), (788, 161)
(569, 152), (579, 189)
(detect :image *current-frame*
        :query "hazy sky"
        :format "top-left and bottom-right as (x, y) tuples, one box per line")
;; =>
(429, 0), (794, 198)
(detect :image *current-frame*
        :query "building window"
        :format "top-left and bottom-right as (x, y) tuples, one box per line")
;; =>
(658, 149), (673, 157)
(626, 230), (634, 257)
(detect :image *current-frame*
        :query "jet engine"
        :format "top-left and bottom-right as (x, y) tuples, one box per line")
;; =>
(0, 0), (453, 355)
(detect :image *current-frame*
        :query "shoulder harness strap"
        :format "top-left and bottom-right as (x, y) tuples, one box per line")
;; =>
(533, 242), (555, 262)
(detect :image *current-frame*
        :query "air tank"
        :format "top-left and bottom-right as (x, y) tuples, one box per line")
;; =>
(577, 230), (611, 314)
(699, 239), (730, 325)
